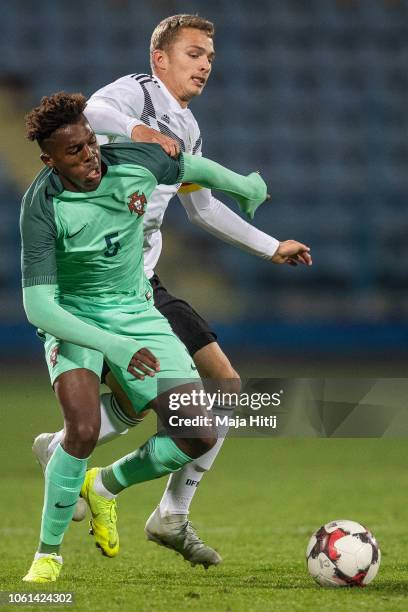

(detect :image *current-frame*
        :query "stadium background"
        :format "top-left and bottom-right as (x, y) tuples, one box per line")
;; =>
(1, 2), (408, 608)
(1, 0), (408, 369)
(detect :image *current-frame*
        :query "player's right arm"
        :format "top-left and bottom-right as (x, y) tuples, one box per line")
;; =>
(85, 76), (179, 156)
(20, 182), (158, 378)
(23, 285), (159, 376)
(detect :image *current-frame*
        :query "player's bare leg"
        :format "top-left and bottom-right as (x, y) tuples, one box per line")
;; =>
(145, 342), (239, 567)
(83, 382), (217, 560)
(55, 369), (101, 457)
(24, 369), (100, 582)
(34, 345), (238, 567)
(32, 371), (147, 521)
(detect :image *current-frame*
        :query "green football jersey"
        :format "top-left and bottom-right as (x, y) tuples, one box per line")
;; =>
(20, 143), (183, 308)
(20, 141), (265, 372)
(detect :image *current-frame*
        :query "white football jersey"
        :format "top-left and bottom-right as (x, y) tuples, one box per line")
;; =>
(87, 74), (202, 278)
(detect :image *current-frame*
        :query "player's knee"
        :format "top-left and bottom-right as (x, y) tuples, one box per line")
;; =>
(210, 360), (241, 393)
(65, 422), (100, 452)
(198, 433), (218, 454)
(219, 374), (241, 396)
(187, 432), (217, 458)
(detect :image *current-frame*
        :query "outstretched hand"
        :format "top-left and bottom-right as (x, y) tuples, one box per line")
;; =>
(271, 240), (312, 267)
(131, 124), (180, 158)
(127, 347), (160, 380)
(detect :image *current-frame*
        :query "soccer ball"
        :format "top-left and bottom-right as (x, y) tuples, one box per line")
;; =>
(306, 519), (381, 587)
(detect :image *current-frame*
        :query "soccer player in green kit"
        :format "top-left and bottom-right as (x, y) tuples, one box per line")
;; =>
(20, 92), (310, 583)
(34, 15), (313, 571)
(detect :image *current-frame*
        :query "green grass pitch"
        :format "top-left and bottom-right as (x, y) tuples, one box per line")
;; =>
(1, 374), (408, 611)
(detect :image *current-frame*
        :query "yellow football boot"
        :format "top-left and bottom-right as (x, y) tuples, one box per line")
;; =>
(80, 468), (119, 557)
(22, 554), (63, 583)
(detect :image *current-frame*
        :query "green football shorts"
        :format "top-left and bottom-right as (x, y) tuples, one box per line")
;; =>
(41, 296), (200, 412)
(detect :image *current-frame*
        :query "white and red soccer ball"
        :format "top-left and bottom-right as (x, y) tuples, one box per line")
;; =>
(306, 519), (381, 587)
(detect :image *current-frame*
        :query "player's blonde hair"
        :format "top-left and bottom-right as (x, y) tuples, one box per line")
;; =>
(150, 14), (214, 71)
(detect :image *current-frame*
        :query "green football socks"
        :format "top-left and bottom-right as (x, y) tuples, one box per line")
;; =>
(38, 444), (87, 554)
(101, 434), (192, 495)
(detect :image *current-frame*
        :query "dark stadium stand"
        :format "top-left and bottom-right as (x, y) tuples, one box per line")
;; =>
(1, 0), (407, 354)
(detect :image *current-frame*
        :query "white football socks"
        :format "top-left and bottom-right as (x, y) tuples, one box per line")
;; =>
(47, 393), (231, 519)
(158, 436), (225, 516)
(93, 469), (116, 499)
(158, 404), (233, 516)
(47, 392), (143, 457)
(34, 552), (63, 563)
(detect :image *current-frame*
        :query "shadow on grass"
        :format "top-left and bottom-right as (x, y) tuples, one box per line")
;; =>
(370, 581), (408, 594)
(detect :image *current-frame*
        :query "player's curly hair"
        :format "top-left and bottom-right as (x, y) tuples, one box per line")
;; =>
(150, 14), (214, 69)
(25, 92), (87, 144)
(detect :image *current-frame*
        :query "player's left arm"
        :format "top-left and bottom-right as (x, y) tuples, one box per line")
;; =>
(178, 125), (310, 264)
(179, 187), (278, 259)
(178, 188), (311, 266)
(178, 129), (278, 259)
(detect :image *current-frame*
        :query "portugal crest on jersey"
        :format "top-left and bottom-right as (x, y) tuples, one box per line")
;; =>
(128, 191), (147, 217)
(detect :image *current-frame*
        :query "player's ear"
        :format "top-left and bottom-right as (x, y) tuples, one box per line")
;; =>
(152, 49), (168, 73)
(40, 152), (54, 170)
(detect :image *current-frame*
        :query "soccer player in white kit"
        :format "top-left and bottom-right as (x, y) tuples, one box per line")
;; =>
(33, 14), (312, 568)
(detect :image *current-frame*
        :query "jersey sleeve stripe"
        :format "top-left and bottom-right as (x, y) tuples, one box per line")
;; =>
(22, 274), (58, 288)
(178, 153), (185, 182)
(133, 73), (151, 81)
(192, 136), (202, 154)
